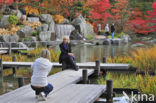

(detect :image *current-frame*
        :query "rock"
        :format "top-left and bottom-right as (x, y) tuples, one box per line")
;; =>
(121, 34), (131, 43)
(141, 37), (152, 41)
(17, 26), (33, 38)
(3, 6), (12, 15)
(19, 8), (26, 15)
(131, 43), (146, 48)
(62, 19), (70, 24)
(147, 39), (156, 44)
(28, 17), (39, 22)
(40, 14), (53, 23)
(72, 15), (95, 38)
(103, 39), (111, 45)
(21, 15), (27, 21)
(49, 22), (55, 33)
(111, 39), (122, 45)
(11, 9), (23, 19)
(0, 15), (9, 28)
(70, 29), (83, 40)
(2, 34), (19, 42)
(39, 31), (52, 41)
(40, 24), (49, 31)
(19, 42), (28, 48)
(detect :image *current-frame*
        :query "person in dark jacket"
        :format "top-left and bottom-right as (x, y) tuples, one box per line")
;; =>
(59, 36), (79, 71)
(111, 23), (115, 39)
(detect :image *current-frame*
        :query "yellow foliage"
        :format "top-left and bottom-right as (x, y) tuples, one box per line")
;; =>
(131, 46), (156, 71)
(25, 6), (39, 15)
(22, 21), (41, 29)
(86, 21), (93, 28)
(52, 15), (65, 24)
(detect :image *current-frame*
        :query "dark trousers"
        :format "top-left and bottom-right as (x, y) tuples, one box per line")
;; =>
(62, 55), (78, 70)
(31, 83), (53, 97)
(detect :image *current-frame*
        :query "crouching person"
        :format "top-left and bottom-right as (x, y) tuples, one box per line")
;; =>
(31, 49), (53, 101)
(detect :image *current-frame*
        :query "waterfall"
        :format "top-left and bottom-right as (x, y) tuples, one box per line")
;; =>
(56, 24), (75, 40)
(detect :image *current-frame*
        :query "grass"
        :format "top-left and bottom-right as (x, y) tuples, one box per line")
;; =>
(0, 47), (60, 62)
(106, 45), (156, 72)
(97, 72), (156, 96)
(87, 34), (95, 40)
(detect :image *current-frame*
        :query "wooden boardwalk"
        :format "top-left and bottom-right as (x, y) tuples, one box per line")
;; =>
(0, 69), (107, 103)
(2, 62), (130, 70)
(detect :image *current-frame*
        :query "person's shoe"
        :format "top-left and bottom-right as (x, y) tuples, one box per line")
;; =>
(37, 92), (46, 101)
(36, 95), (39, 99)
(75, 66), (79, 71)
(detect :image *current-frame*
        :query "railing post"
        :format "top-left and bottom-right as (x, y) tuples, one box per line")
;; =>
(106, 80), (113, 103)
(18, 77), (24, 87)
(95, 60), (100, 77)
(12, 56), (16, 75)
(0, 59), (3, 74)
(82, 69), (88, 84)
(8, 42), (12, 55)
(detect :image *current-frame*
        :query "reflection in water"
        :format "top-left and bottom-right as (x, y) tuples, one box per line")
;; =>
(70, 44), (130, 62)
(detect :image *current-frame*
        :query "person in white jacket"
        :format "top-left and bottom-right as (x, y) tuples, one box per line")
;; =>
(31, 49), (53, 101)
(105, 24), (110, 38)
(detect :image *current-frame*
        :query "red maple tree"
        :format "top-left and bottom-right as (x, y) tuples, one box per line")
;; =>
(147, 2), (156, 33)
(111, 0), (130, 32)
(89, 0), (112, 24)
(128, 8), (151, 35)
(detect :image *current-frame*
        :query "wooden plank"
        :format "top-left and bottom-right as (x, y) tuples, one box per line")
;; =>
(0, 69), (94, 103)
(0, 48), (34, 51)
(2, 62), (130, 70)
(0, 50), (7, 54)
(9, 84), (106, 103)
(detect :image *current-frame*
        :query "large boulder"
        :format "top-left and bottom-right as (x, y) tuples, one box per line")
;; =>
(0, 15), (9, 28)
(131, 43), (146, 48)
(17, 26), (33, 38)
(62, 19), (70, 24)
(40, 14), (53, 23)
(72, 15), (95, 38)
(121, 34), (131, 43)
(49, 22), (55, 33)
(39, 31), (52, 41)
(70, 29), (83, 40)
(2, 34), (19, 42)
(39, 24), (49, 31)
(11, 9), (22, 19)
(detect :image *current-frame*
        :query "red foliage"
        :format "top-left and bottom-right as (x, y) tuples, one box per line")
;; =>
(147, 2), (156, 33)
(0, 0), (19, 4)
(128, 8), (152, 35)
(89, 0), (112, 24)
(111, 0), (129, 20)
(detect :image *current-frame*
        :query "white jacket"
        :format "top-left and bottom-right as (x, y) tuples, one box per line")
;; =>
(31, 57), (53, 87)
(105, 26), (109, 32)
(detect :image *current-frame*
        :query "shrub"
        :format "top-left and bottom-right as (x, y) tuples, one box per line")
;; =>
(7, 15), (18, 25)
(52, 15), (64, 24)
(115, 32), (125, 38)
(32, 31), (38, 36)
